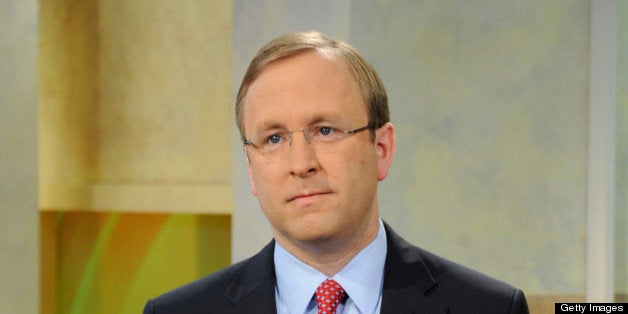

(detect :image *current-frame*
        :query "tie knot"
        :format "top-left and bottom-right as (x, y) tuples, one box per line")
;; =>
(315, 279), (347, 314)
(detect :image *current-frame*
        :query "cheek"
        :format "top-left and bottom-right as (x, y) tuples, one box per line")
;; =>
(247, 163), (265, 194)
(251, 170), (270, 195)
(329, 153), (377, 189)
(352, 147), (379, 176)
(249, 161), (284, 200)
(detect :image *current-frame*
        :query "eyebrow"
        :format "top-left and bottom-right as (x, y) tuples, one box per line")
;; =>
(253, 121), (286, 133)
(252, 114), (342, 133)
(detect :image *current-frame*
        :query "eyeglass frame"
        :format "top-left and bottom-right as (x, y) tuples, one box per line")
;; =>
(243, 124), (375, 157)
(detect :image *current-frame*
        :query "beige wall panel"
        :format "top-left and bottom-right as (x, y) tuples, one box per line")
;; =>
(616, 0), (628, 298)
(1, 0), (40, 312)
(352, 1), (589, 295)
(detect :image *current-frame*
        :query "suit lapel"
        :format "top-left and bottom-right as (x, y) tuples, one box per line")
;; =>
(380, 223), (448, 314)
(224, 241), (277, 314)
(222, 226), (449, 313)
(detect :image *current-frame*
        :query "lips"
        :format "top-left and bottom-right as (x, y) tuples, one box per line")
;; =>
(287, 191), (330, 203)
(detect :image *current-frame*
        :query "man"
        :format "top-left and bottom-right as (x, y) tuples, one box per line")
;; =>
(144, 31), (529, 314)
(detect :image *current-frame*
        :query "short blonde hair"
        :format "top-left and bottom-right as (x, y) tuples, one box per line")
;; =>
(235, 31), (389, 142)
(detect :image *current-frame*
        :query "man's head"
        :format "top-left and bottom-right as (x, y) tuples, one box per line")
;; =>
(237, 31), (395, 257)
(236, 31), (390, 142)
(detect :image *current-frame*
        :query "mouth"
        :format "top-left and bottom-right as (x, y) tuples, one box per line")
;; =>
(287, 191), (331, 204)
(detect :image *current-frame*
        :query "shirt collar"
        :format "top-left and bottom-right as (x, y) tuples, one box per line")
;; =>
(274, 219), (388, 313)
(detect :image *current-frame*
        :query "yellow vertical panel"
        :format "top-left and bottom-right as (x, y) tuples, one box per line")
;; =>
(39, 0), (235, 311)
(97, 0), (233, 183)
(39, 0), (234, 213)
(38, 0), (98, 206)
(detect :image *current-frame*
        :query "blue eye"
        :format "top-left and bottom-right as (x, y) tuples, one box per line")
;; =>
(268, 134), (282, 144)
(319, 127), (333, 136)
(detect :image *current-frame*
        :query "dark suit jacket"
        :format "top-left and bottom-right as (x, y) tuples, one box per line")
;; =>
(144, 223), (529, 313)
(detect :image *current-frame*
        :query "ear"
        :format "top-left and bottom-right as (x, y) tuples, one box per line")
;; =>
(375, 122), (396, 181)
(244, 147), (258, 196)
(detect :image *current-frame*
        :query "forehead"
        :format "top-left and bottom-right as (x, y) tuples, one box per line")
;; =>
(242, 51), (367, 131)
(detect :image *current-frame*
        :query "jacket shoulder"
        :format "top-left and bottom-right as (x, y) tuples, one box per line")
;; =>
(419, 247), (517, 293)
(423, 248), (528, 312)
(383, 223), (529, 313)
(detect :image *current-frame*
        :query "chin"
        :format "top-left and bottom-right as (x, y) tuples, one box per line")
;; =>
(293, 226), (340, 246)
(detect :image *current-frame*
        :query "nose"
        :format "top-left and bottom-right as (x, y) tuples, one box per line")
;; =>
(288, 129), (310, 146)
(288, 130), (319, 177)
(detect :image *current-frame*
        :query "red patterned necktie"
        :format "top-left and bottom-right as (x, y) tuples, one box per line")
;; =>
(315, 279), (347, 314)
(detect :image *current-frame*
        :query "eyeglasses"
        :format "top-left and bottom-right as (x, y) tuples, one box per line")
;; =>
(244, 124), (375, 157)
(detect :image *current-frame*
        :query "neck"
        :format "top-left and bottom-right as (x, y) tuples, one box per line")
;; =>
(274, 215), (380, 277)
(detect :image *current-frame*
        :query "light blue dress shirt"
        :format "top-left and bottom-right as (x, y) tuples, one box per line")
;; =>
(274, 219), (388, 314)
